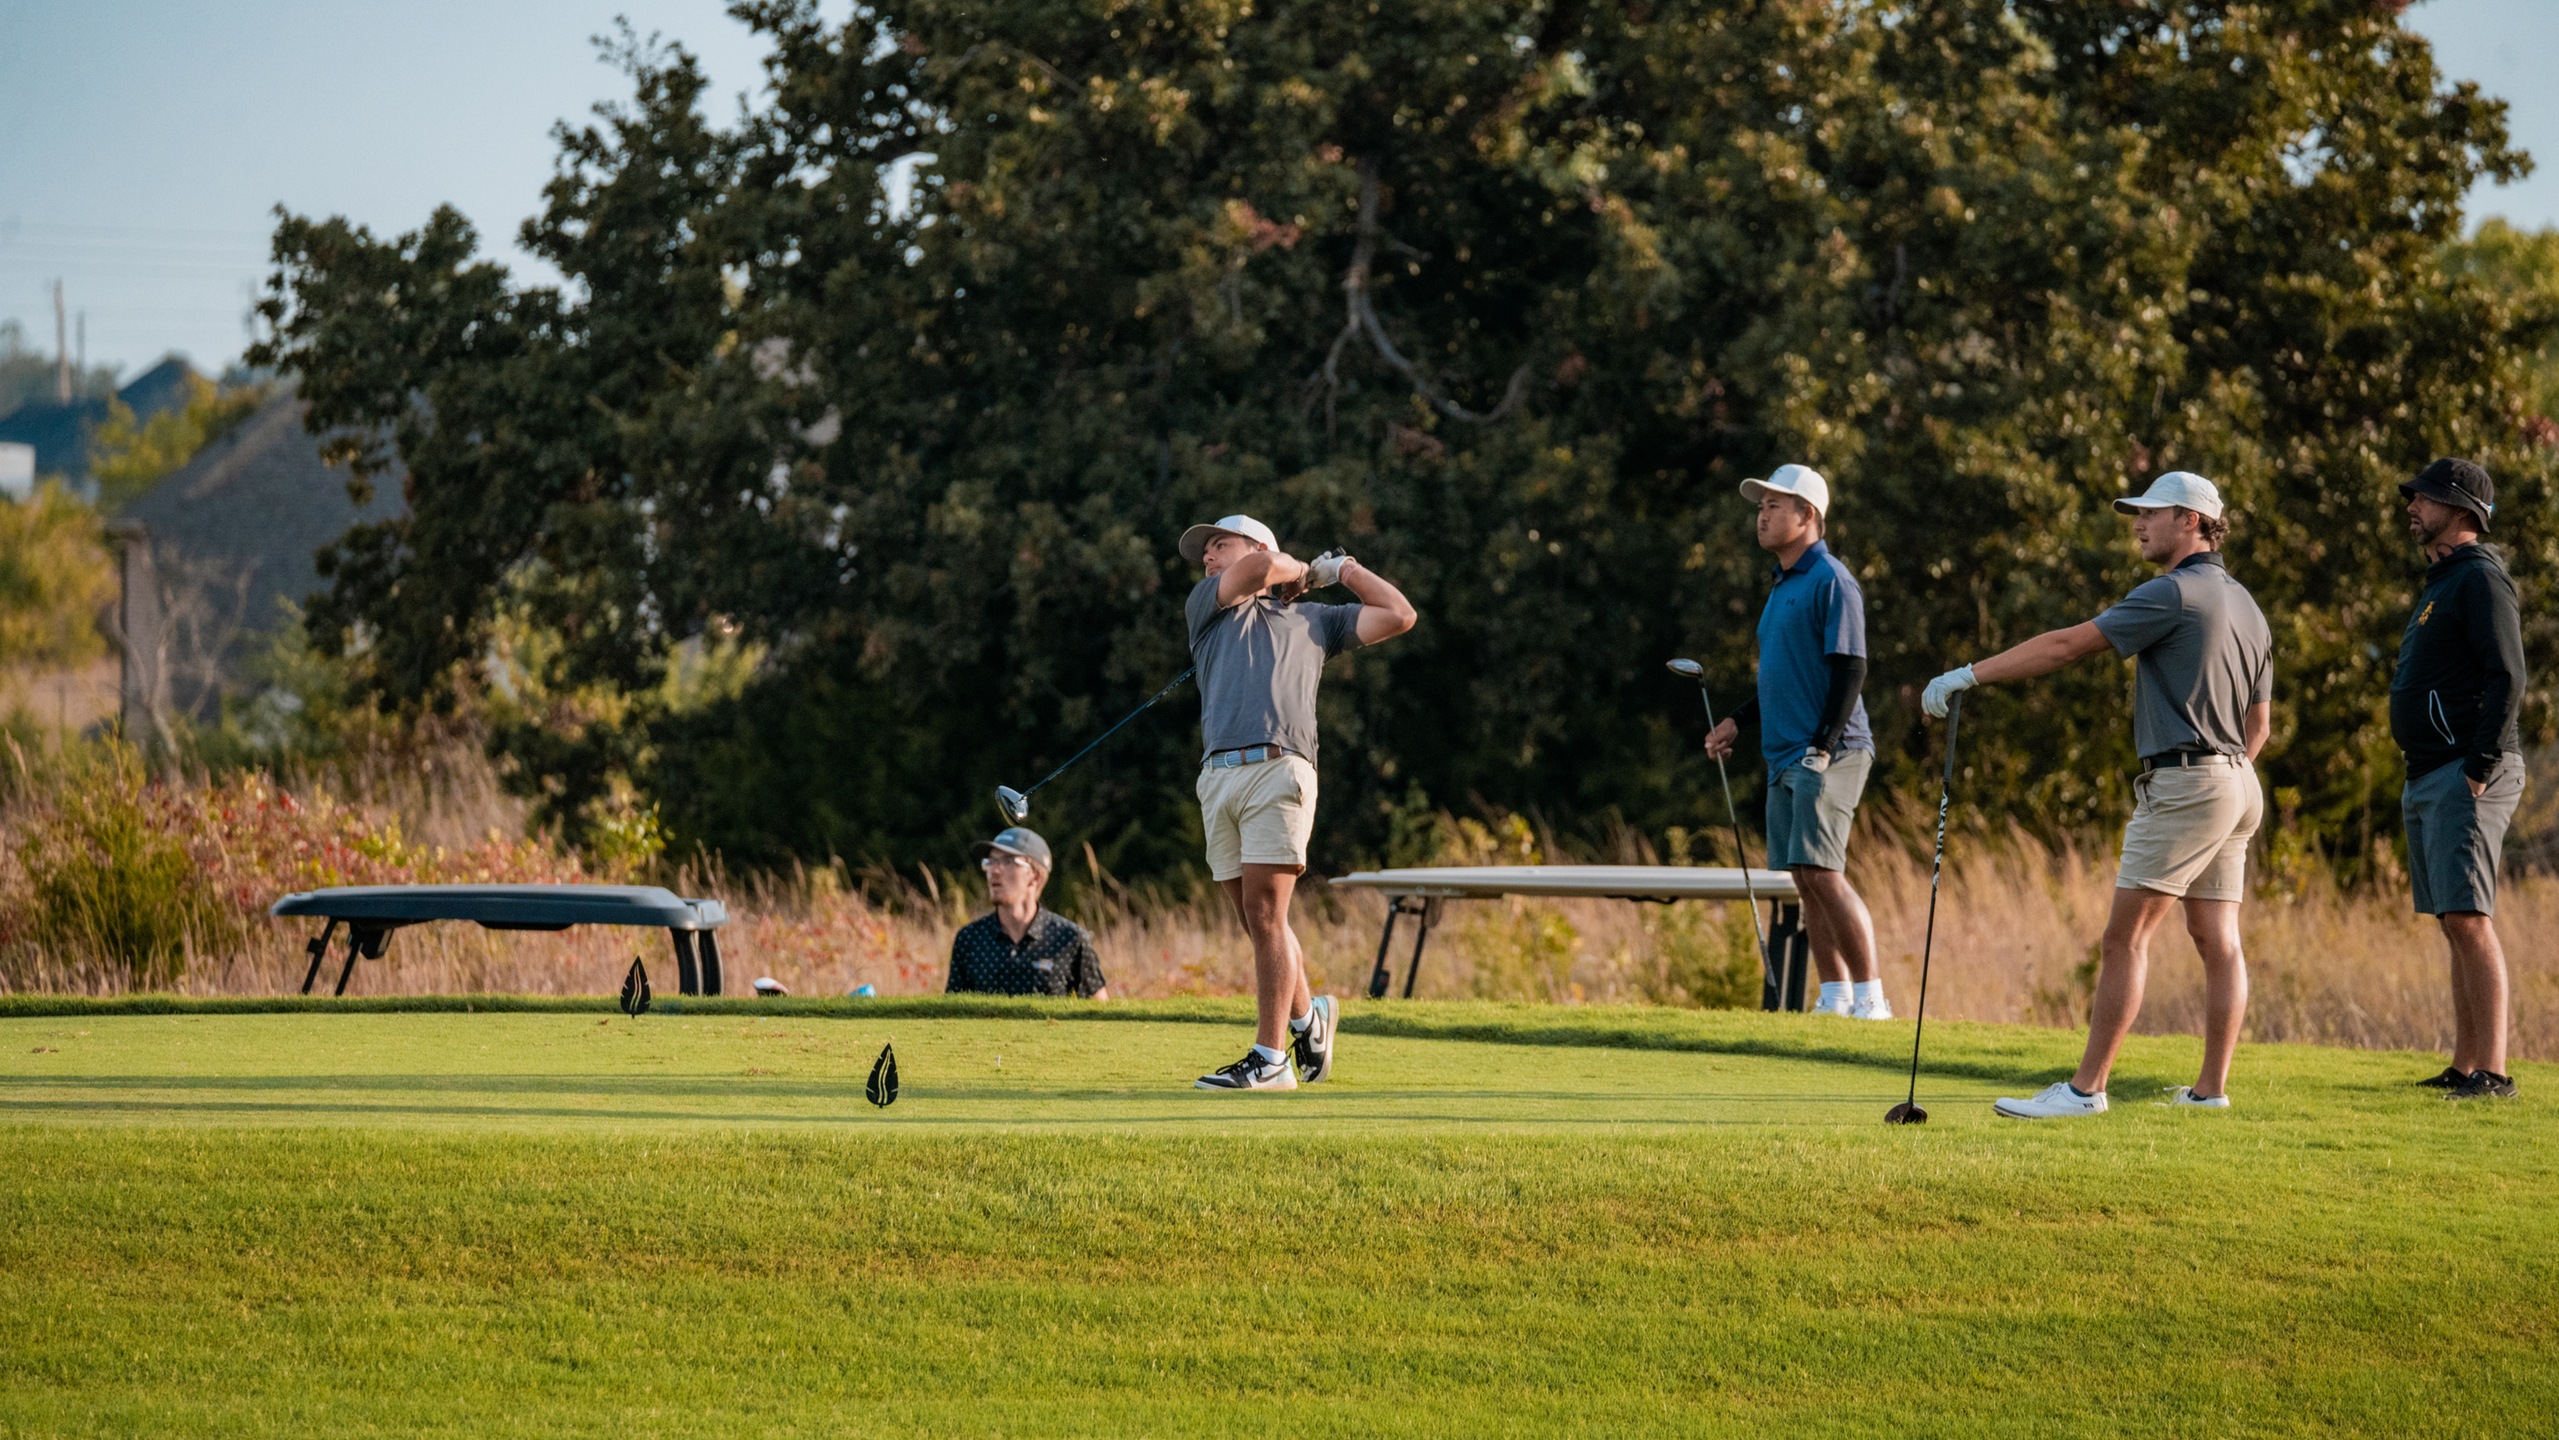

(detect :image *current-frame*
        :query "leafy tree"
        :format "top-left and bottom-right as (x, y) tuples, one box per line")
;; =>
(253, 0), (2555, 879)
(87, 374), (269, 511)
(2444, 219), (2559, 433)
(0, 481), (114, 672)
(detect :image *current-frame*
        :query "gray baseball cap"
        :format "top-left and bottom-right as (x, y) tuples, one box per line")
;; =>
(970, 826), (1053, 872)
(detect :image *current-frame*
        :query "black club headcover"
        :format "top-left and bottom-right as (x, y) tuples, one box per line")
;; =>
(866, 1042), (899, 1108)
(619, 956), (652, 1017)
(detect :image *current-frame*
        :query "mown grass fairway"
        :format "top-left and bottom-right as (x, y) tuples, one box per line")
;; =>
(2, 999), (2552, 1436)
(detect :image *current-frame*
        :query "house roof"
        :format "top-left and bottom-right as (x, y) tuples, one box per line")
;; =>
(119, 385), (406, 640)
(0, 355), (200, 479)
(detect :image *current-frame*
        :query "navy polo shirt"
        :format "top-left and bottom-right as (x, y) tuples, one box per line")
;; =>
(1755, 538), (1873, 775)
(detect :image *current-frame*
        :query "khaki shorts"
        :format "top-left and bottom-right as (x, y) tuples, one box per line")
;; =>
(1198, 755), (1318, 881)
(2118, 760), (2263, 902)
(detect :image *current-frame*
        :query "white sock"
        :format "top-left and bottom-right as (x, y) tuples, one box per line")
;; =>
(1818, 981), (1849, 1008)
(1251, 1043), (1287, 1066)
(1289, 1010), (1312, 1034)
(1853, 980), (1884, 1007)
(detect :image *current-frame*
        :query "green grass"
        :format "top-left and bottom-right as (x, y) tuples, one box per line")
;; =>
(1, 999), (2551, 1436)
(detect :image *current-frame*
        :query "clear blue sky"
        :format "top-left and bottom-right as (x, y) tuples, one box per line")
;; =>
(1, 0), (2553, 380)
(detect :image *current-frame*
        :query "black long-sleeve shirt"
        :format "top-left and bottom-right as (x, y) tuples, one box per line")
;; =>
(1728, 653), (1867, 754)
(2389, 542), (2526, 783)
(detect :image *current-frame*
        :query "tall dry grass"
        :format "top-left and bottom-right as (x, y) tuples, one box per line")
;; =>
(0, 736), (2548, 1061)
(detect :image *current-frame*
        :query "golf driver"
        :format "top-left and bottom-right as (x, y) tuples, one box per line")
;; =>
(1665, 658), (1771, 985)
(995, 665), (1196, 824)
(1886, 691), (1962, 1126)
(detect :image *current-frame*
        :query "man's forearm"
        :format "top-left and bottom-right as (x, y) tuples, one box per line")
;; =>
(1972, 622), (2111, 685)
(1217, 550), (1309, 604)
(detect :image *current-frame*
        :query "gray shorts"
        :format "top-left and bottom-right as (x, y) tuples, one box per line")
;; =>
(1766, 747), (1872, 871)
(2404, 754), (2527, 916)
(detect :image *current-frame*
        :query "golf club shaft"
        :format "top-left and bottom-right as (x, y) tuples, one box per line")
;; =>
(1903, 693), (1962, 1109)
(1019, 665), (1197, 802)
(1691, 680), (1771, 978)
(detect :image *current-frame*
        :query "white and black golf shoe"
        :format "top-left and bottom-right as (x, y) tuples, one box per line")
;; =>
(1291, 995), (1337, 1084)
(1195, 1050), (1298, 1091)
(1992, 1081), (2108, 1119)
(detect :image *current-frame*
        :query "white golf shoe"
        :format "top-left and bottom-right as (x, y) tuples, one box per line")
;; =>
(1850, 996), (1894, 1021)
(2158, 1086), (2230, 1109)
(1812, 991), (1854, 1017)
(1993, 1081), (2108, 1119)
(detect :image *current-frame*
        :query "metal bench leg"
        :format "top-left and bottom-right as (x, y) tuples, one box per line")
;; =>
(1365, 900), (1406, 999)
(299, 919), (340, 996)
(698, 931), (724, 997)
(1399, 899), (1437, 999)
(671, 930), (700, 996)
(333, 927), (366, 997)
(1761, 902), (1810, 1012)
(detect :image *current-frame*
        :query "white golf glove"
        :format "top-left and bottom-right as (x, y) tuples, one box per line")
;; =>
(1921, 664), (1977, 719)
(1800, 748), (1831, 774)
(1305, 548), (1350, 589)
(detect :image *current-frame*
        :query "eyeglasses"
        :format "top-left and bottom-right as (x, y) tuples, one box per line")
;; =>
(979, 854), (1035, 873)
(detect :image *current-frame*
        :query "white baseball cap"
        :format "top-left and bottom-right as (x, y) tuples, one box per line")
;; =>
(1738, 463), (1830, 517)
(2113, 471), (2224, 521)
(1179, 513), (1279, 564)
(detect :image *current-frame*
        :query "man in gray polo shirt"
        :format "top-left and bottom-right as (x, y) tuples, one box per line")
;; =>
(1180, 513), (1417, 1091)
(1924, 471), (2273, 1118)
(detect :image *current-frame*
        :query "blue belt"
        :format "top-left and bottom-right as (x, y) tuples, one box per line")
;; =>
(1203, 745), (1294, 770)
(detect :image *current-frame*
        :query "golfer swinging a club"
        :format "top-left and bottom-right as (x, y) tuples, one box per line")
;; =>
(1181, 514), (1416, 1090)
(1925, 471), (2272, 1117)
(1702, 464), (1888, 1019)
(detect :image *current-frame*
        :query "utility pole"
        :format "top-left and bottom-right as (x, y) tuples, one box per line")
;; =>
(76, 311), (85, 383)
(54, 280), (70, 404)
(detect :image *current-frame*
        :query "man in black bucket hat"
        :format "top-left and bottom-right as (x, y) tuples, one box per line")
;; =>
(2391, 458), (2527, 1101)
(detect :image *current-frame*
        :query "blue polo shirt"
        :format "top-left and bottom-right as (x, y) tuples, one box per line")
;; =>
(1755, 539), (1873, 775)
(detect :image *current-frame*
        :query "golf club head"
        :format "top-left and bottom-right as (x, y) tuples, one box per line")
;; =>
(1883, 1101), (1929, 1125)
(994, 786), (1030, 824)
(1665, 658), (1704, 680)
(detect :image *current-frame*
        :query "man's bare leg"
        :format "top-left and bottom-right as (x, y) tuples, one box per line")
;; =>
(1791, 866), (1878, 985)
(2072, 887), (2181, 1094)
(1222, 864), (1306, 1052)
(2443, 928), (2478, 1072)
(2441, 912), (2508, 1077)
(2182, 898), (2248, 1097)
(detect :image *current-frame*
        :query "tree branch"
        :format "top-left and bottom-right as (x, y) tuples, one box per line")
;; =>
(1307, 157), (1531, 430)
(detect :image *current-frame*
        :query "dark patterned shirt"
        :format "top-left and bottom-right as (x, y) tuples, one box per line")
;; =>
(945, 909), (1108, 998)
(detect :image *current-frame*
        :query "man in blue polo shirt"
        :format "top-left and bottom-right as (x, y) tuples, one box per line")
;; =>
(1702, 464), (1886, 1019)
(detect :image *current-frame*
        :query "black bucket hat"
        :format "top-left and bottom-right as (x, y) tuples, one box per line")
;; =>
(2401, 457), (2496, 532)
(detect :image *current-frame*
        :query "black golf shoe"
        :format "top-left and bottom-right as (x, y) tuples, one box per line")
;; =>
(2447, 1070), (2518, 1101)
(2415, 1066), (2471, 1090)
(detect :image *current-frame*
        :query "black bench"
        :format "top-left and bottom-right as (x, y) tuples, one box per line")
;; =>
(269, 884), (732, 996)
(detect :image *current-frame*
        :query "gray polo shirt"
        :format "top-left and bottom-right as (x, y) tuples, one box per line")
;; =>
(2091, 551), (2273, 759)
(1186, 575), (1364, 762)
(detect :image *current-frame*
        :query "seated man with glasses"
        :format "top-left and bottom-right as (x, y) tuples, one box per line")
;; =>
(945, 826), (1111, 999)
